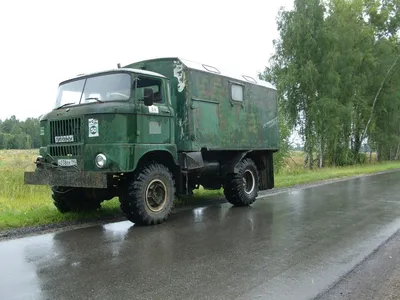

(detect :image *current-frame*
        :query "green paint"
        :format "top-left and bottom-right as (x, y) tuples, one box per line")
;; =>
(25, 58), (279, 187)
(125, 58), (280, 151)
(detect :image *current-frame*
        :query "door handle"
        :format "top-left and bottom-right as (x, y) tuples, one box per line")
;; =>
(161, 110), (170, 113)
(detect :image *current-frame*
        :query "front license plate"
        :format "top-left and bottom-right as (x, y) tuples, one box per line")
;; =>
(58, 159), (77, 167)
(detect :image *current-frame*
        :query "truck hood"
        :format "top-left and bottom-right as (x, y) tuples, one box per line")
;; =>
(40, 101), (135, 121)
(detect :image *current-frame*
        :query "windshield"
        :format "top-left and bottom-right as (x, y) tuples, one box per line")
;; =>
(55, 73), (132, 108)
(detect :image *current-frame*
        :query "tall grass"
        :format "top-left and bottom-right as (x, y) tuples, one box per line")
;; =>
(0, 149), (399, 231)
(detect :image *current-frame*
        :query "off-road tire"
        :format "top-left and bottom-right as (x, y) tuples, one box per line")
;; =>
(119, 162), (175, 226)
(223, 158), (259, 206)
(51, 187), (103, 213)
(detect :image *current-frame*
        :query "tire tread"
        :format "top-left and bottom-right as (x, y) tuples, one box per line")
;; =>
(223, 158), (259, 206)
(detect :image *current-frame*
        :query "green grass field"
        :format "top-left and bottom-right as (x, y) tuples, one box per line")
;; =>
(0, 149), (399, 231)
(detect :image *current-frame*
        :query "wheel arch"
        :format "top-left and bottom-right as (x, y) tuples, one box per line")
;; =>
(136, 149), (179, 174)
(220, 151), (250, 177)
(244, 151), (267, 170)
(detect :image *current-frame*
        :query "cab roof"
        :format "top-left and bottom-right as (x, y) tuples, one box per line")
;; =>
(59, 67), (167, 85)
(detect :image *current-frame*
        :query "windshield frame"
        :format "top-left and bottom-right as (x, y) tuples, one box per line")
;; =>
(55, 71), (134, 109)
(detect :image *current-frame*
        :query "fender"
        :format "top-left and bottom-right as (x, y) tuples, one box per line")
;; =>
(220, 151), (252, 176)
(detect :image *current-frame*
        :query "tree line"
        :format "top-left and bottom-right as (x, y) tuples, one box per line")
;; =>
(261, 0), (400, 169)
(0, 116), (40, 149)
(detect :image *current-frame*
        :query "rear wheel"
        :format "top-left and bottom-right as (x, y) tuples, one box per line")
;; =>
(119, 162), (175, 225)
(223, 158), (259, 206)
(51, 187), (103, 213)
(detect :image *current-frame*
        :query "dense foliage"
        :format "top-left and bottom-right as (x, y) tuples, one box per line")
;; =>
(261, 0), (400, 168)
(0, 116), (40, 149)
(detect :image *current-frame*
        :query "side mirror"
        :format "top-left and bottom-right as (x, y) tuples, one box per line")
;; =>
(143, 88), (154, 106)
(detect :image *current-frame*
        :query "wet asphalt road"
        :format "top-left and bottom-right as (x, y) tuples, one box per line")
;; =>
(317, 228), (400, 300)
(2, 171), (400, 300)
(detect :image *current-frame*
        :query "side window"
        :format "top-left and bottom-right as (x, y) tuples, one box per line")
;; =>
(231, 83), (244, 102)
(136, 76), (163, 104)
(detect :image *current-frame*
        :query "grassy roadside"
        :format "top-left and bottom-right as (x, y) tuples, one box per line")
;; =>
(274, 161), (400, 187)
(1, 149), (400, 231)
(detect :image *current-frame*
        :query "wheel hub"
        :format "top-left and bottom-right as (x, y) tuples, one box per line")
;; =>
(145, 179), (168, 212)
(243, 170), (255, 195)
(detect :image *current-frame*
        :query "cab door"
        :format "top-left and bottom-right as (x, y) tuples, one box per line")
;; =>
(136, 76), (172, 145)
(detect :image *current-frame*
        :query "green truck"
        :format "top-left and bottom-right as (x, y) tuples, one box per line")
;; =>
(24, 57), (279, 225)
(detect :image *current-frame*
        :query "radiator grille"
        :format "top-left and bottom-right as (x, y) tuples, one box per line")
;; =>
(49, 145), (83, 157)
(50, 118), (81, 144)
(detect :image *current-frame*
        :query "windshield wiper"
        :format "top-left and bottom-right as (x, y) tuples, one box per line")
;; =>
(85, 97), (104, 103)
(55, 102), (75, 110)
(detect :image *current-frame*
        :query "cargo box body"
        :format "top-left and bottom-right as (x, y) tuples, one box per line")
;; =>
(125, 58), (279, 152)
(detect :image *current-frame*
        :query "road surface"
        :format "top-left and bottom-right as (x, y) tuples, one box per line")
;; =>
(1, 171), (400, 300)
(318, 228), (400, 300)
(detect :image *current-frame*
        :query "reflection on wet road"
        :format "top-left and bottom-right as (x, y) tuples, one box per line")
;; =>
(2, 171), (400, 300)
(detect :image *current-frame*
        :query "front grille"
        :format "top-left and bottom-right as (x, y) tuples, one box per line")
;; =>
(50, 118), (81, 144)
(49, 145), (83, 157)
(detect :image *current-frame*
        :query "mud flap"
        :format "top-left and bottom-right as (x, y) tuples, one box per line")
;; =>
(259, 151), (274, 190)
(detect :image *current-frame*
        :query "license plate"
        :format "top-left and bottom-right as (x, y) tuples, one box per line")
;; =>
(58, 159), (77, 167)
(55, 135), (74, 143)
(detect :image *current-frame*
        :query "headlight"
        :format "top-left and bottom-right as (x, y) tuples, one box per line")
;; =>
(35, 155), (45, 169)
(95, 154), (107, 168)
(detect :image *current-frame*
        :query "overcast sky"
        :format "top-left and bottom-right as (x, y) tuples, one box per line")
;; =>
(0, 0), (293, 121)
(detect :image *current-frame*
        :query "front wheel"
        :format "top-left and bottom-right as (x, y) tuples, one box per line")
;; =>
(223, 158), (259, 206)
(51, 187), (103, 213)
(119, 163), (176, 225)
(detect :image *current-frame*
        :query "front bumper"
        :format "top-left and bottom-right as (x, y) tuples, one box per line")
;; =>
(24, 170), (108, 188)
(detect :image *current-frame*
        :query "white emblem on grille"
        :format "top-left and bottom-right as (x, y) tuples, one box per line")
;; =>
(55, 135), (74, 143)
